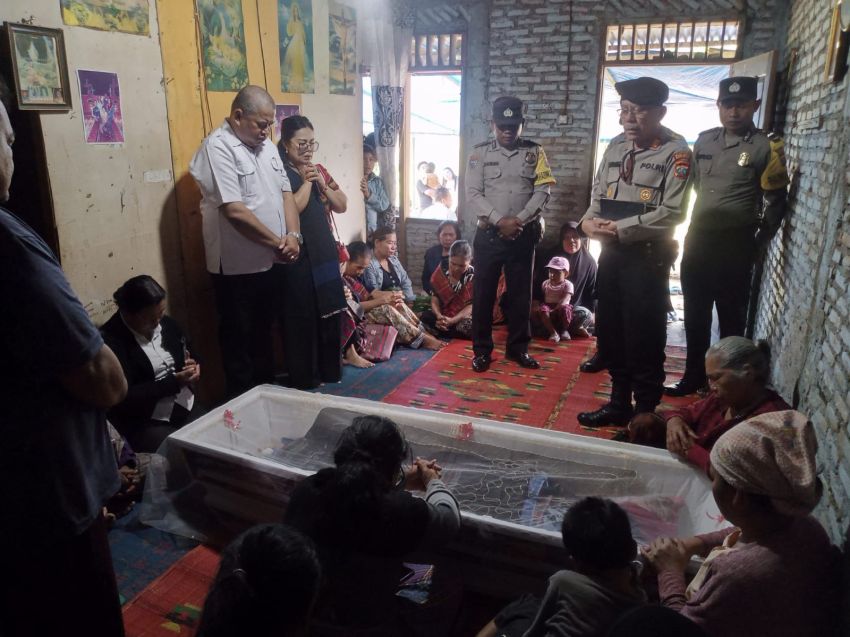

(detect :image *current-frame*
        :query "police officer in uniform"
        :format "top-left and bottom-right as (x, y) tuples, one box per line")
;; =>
(665, 77), (789, 397)
(577, 77), (692, 426)
(467, 96), (556, 372)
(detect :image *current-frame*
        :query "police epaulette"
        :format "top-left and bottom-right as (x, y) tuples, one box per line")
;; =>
(698, 127), (722, 137)
(473, 140), (491, 148)
(767, 131), (783, 141)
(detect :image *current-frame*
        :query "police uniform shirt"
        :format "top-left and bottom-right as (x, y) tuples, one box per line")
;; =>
(190, 120), (291, 275)
(466, 139), (556, 225)
(582, 126), (692, 243)
(690, 125), (789, 230)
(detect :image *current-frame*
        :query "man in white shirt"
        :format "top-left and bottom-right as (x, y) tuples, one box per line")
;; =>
(421, 187), (455, 221)
(190, 85), (301, 398)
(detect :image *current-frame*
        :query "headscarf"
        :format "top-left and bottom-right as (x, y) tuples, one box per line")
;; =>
(709, 410), (822, 516)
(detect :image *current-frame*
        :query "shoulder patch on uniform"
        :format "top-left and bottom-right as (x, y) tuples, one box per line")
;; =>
(698, 127), (722, 137)
(672, 151), (691, 180)
(473, 141), (490, 148)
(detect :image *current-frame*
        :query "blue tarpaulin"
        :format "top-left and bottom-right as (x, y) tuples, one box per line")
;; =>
(601, 65), (730, 143)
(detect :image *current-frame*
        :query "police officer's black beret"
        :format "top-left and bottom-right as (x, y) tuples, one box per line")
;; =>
(492, 96), (525, 126)
(718, 77), (758, 102)
(615, 77), (669, 106)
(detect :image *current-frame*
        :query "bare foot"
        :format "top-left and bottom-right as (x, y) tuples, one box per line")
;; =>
(422, 332), (446, 350)
(344, 346), (375, 368)
(559, 330), (572, 340)
(548, 332), (560, 343)
(571, 327), (590, 338)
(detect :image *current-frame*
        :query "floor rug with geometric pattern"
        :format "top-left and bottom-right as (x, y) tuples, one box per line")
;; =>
(384, 330), (696, 440)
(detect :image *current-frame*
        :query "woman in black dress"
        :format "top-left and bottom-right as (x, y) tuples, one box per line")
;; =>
(278, 116), (348, 389)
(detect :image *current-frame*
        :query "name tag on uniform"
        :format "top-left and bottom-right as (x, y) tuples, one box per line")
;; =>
(484, 162), (499, 167)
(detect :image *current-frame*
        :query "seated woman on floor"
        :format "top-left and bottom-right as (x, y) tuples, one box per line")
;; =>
(342, 241), (444, 351)
(284, 415), (461, 635)
(363, 226), (415, 303)
(533, 221), (597, 330)
(477, 497), (645, 637)
(197, 523), (321, 637)
(643, 411), (841, 637)
(422, 221), (462, 294)
(422, 220), (461, 294)
(101, 275), (200, 453)
(420, 239), (474, 339)
(628, 336), (789, 475)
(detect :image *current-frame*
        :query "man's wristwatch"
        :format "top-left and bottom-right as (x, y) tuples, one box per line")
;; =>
(286, 231), (303, 245)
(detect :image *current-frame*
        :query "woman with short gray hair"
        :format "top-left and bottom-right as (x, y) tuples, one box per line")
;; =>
(421, 239), (475, 339)
(628, 336), (790, 475)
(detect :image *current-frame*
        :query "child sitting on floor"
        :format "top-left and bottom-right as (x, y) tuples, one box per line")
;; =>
(477, 497), (646, 637)
(533, 256), (575, 343)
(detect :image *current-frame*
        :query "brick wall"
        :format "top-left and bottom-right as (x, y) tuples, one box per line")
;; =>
(405, 218), (443, 293)
(755, 0), (850, 549)
(478, 0), (787, 240)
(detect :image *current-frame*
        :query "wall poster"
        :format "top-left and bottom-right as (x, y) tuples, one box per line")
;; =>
(328, 0), (356, 95)
(77, 69), (125, 144)
(60, 0), (150, 36)
(278, 0), (315, 94)
(274, 104), (301, 142)
(197, 0), (249, 92)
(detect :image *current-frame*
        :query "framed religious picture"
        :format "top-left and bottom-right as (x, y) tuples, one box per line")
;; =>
(4, 22), (72, 111)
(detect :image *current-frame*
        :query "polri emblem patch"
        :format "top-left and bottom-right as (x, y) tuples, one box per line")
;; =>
(738, 152), (750, 167)
(525, 151), (537, 164)
(639, 188), (652, 201)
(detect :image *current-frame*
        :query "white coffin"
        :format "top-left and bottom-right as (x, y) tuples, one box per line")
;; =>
(163, 385), (725, 594)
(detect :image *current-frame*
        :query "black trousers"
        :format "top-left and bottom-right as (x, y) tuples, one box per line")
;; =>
(596, 239), (677, 413)
(1, 514), (124, 637)
(681, 226), (756, 383)
(211, 266), (283, 399)
(472, 225), (534, 358)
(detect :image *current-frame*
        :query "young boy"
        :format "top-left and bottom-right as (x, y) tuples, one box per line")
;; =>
(477, 497), (646, 637)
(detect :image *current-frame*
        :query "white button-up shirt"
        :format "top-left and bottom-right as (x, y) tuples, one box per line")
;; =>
(189, 120), (292, 275)
(124, 319), (194, 422)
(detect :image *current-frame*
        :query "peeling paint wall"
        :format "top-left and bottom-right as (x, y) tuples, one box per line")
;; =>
(1, 1), (184, 326)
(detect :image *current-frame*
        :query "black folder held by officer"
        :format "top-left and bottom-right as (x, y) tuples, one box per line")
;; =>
(577, 77), (693, 427)
(466, 96), (556, 373)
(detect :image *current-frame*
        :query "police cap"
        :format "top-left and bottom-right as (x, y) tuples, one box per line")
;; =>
(718, 77), (759, 103)
(615, 77), (669, 106)
(492, 96), (525, 126)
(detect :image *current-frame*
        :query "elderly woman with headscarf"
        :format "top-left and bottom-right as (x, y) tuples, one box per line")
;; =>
(628, 336), (789, 475)
(642, 411), (841, 637)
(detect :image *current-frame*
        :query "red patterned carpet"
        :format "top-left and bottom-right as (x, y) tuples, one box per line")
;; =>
(384, 330), (696, 440)
(122, 545), (219, 637)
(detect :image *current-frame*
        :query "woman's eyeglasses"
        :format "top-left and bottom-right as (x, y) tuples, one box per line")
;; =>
(294, 140), (319, 152)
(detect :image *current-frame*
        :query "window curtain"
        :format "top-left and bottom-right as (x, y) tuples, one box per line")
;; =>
(360, 0), (415, 223)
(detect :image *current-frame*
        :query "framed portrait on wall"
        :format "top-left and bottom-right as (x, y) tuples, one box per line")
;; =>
(4, 23), (72, 111)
